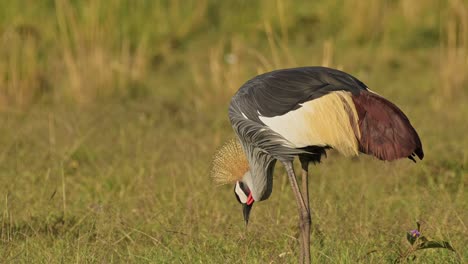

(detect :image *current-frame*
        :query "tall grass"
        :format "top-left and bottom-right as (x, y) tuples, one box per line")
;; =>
(0, 1), (466, 263)
(439, 0), (467, 99)
(0, 0), (465, 110)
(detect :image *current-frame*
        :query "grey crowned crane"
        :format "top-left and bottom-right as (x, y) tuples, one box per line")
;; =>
(211, 67), (423, 264)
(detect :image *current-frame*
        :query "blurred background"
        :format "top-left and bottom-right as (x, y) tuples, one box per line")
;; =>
(0, 0), (466, 262)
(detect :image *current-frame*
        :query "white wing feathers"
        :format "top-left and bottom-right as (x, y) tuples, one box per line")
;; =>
(259, 91), (360, 157)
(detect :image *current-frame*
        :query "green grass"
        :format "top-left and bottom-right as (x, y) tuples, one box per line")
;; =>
(0, 0), (467, 263)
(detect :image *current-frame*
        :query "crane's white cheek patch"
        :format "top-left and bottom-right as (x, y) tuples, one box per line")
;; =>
(235, 183), (248, 203)
(259, 91), (360, 156)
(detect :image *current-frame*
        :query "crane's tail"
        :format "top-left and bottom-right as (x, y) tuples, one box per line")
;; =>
(351, 91), (424, 162)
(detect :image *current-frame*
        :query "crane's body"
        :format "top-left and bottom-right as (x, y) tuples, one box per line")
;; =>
(212, 66), (423, 264)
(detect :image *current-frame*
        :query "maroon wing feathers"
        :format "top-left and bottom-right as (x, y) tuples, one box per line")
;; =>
(352, 91), (424, 161)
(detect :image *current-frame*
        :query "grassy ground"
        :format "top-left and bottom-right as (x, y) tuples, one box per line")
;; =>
(0, 0), (467, 263)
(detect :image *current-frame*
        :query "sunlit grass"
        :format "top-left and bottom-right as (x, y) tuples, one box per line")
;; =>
(0, 0), (466, 263)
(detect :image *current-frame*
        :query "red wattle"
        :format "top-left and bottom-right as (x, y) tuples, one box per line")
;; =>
(246, 193), (254, 205)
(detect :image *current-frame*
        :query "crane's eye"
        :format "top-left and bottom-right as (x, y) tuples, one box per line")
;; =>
(234, 181), (249, 204)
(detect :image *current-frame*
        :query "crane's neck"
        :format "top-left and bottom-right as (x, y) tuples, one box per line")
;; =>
(242, 149), (277, 201)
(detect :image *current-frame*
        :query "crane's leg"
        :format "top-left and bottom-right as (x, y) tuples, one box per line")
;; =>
(283, 161), (310, 264)
(300, 160), (311, 264)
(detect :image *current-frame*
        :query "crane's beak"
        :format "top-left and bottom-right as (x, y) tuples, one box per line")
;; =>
(242, 203), (253, 226)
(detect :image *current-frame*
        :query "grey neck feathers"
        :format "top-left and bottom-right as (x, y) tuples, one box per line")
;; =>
(242, 147), (277, 201)
(229, 103), (303, 201)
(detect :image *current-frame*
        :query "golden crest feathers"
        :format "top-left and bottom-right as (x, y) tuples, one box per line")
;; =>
(211, 139), (249, 185)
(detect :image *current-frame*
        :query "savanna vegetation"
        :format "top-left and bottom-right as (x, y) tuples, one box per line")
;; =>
(0, 0), (466, 263)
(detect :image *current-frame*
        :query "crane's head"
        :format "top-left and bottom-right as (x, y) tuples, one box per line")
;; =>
(211, 139), (253, 224)
(234, 177), (255, 225)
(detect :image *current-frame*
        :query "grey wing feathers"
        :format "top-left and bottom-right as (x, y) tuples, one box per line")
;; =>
(234, 67), (368, 119)
(229, 105), (305, 161)
(229, 66), (369, 161)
